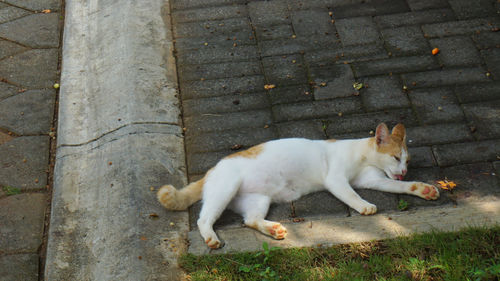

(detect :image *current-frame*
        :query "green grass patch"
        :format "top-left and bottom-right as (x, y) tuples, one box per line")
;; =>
(2, 185), (21, 196)
(180, 226), (500, 281)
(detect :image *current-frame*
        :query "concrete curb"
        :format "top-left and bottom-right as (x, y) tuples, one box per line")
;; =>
(188, 201), (500, 255)
(45, 0), (189, 280)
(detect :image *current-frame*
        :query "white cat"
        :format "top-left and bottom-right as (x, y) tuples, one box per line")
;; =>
(157, 123), (439, 249)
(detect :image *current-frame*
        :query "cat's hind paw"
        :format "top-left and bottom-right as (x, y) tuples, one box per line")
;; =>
(205, 237), (223, 249)
(410, 183), (439, 200)
(266, 223), (288, 240)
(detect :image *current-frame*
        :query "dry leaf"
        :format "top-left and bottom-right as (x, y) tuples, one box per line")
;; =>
(264, 84), (276, 90)
(41, 9), (51, 13)
(432, 48), (439, 55)
(437, 180), (457, 190)
(353, 82), (363, 90)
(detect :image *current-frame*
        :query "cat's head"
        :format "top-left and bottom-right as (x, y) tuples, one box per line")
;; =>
(372, 123), (409, 180)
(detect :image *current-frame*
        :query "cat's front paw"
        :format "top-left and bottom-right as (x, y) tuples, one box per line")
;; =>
(358, 203), (377, 215)
(409, 183), (439, 200)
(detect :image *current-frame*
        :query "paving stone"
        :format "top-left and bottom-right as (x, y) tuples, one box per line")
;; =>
(0, 4), (30, 24)
(360, 75), (409, 111)
(173, 17), (251, 38)
(324, 109), (417, 135)
(309, 64), (356, 99)
(421, 18), (500, 38)
(0, 81), (19, 101)
(0, 254), (38, 281)
(172, 0), (246, 10)
(187, 151), (228, 175)
(0, 38), (28, 60)
(180, 75), (265, 100)
(408, 88), (464, 125)
(248, 0), (290, 27)
(472, 31), (500, 49)
(433, 139), (500, 166)
(429, 36), (482, 67)
(267, 202), (296, 222)
(0, 13), (60, 48)
(481, 48), (500, 80)
(401, 67), (490, 89)
(294, 191), (349, 218)
(305, 43), (388, 66)
(259, 36), (341, 57)
(184, 109), (273, 135)
(441, 162), (500, 201)
(381, 26), (430, 56)
(0, 89), (55, 135)
(291, 9), (336, 38)
(276, 120), (326, 139)
(174, 30), (256, 50)
(287, 0), (330, 10)
(189, 201), (243, 229)
(0, 193), (47, 252)
(272, 97), (362, 122)
(0, 49), (59, 88)
(448, 0), (498, 20)
(330, 2), (376, 19)
(454, 81), (500, 103)
(172, 5), (247, 24)
(182, 92), (269, 117)
(400, 167), (454, 208)
(353, 56), (438, 77)
(462, 100), (500, 140)
(255, 24), (294, 41)
(335, 17), (380, 46)
(262, 54), (308, 86)
(406, 0), (449, 11)
(351, 190), (399, 213)
(406, 123), (474, 147)
(267, 84), (313, 105)
(375, 9), (455, 28)
(2, 0), (60, 11)
(0, 136), (49, 190)
(177, 61), (262, 82)
(176, 44), (259, 64)
(185, 126), (276, 154)
(407, 146), (436, 168)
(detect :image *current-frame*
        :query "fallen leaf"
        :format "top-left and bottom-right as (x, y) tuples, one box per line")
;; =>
(353, 82), (363, 90)
(149, 213), (159, 218)
(264, 84), (276, 90)
(432, 48), (439, 55)
(437, 180), (457, 190)
(140, 236), (147, 241)
(231, 144), (242, 150)
(41, 9), (51, 13)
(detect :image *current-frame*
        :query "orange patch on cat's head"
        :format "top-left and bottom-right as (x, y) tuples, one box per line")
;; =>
(225, 144), (264, 159)
(373, 123), (407, 156)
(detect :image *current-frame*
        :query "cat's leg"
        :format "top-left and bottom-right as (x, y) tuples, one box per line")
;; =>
(197, 167), (242, 249)
(353, 167), (439, 200)
(324, 174), (377, 215)
(231, 194), (287, 240)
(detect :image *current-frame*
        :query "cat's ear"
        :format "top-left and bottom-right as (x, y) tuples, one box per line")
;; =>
(375, 123), (390, 145)
(391, 123), (406, 141)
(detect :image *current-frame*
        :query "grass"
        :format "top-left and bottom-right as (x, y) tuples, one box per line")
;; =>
(180, 226), (500, 281)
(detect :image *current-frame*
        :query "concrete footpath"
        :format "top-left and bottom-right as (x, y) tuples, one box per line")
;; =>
(1, 0), (500, 280)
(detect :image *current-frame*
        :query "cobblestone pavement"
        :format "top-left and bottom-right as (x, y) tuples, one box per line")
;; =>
(0, 0), (61, 280)
(170, 0), (500, 232)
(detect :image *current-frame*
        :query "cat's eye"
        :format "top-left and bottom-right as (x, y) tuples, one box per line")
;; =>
(394, 156), (401, 162)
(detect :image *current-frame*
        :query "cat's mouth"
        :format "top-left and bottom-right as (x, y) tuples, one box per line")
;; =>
(394, 174), (404, 181)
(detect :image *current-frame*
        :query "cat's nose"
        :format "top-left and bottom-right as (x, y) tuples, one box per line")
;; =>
(402, 169), (407, 176)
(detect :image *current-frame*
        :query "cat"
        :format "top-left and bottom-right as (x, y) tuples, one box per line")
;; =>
(157, 123), (439, 249)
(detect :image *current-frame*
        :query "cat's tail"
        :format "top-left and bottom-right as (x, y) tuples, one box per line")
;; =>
(157, 179), (204, 211)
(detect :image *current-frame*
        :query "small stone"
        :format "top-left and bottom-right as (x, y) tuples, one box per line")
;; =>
(150, 186), (155, 191)
(437, 106), (443, 111)
(108, 161), (113, 165)
(291, 34), (296, 39)
(204, 42), (208, 46)
(338, 112), (343, 117)
(169, 222), (175, 226)
(264, 124), (269, 129)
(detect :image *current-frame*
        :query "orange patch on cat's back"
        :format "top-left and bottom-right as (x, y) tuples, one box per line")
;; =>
(225, 144), (264, 159)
